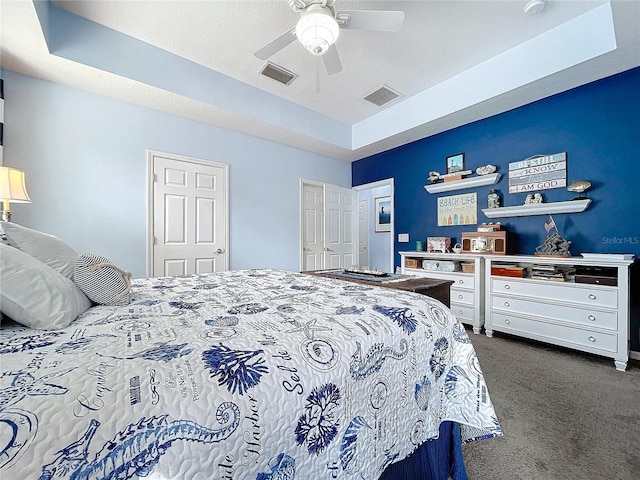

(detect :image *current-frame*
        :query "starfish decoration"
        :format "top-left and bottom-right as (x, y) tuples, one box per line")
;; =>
(0, 367), (76, 409)
(286, 318), (331, 339)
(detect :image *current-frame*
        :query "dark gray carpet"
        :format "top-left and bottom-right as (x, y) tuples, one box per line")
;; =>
(462, 329), (640, 480)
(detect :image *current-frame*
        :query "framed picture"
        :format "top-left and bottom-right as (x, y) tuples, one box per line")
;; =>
(446, 153), (465, 175)
(375, 196), (392, 232)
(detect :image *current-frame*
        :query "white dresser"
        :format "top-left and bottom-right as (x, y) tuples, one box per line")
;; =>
(400, 252), (484, 334)
(484, 255), (634, 371)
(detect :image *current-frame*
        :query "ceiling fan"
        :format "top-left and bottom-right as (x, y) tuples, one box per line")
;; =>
(254, 0), (405, 75)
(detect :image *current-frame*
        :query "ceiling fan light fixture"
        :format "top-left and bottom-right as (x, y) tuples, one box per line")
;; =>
(295, 5), (340, 56)
(523, 0), (546, 14)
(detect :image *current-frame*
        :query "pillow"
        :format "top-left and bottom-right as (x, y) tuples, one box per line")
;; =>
(0, 243), (91, 330)
(74, 253), (132, 306)
(1, 222), (77, 279)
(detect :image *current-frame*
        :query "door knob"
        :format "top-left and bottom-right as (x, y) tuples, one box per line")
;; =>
(215, 248), (225, 254)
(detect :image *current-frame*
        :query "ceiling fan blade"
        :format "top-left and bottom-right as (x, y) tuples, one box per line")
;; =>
(254, 27), (296, 60)
(337, 10), (405, 32)
(323, 45), (342, 75)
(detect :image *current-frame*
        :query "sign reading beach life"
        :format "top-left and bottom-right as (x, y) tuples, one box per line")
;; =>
(437, 193), (477, 226)
(508, 153), (567, 193)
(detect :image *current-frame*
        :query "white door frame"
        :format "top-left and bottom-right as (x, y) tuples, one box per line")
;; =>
(353, 178), (395, 273)
(146, 150), (229, 277)
(358, 197), (370, 268)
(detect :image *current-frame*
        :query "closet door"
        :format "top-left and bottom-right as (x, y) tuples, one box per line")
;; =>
(148, 151), (228, 277)
(300, 181), (356, 271)
(324, 184), (356, 269)
(301, 182), (324, 271)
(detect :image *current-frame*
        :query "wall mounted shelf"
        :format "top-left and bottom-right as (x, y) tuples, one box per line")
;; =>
(424, 173), (501, 194)
(481, 198), (591, 218)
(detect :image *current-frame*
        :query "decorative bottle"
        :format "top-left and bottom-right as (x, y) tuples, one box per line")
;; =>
(488, 189), (501, 209)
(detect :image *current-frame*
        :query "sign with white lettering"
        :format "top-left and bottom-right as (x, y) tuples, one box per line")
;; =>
(508, 153), (567, 193)
(437, 193), (477, 226)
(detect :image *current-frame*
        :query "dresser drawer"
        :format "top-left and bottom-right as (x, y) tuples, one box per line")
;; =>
(491, 295), (617, 331)
(408, 270), (475, 289)
(451, 274), (475, 290)
(490, 312), (617, 353)
(491, 278), (617, 309)
(450, 303), (474, 322)
(450, 288), (474, 306)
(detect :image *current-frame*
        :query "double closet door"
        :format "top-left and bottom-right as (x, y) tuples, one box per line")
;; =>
(301, 181), (356, 271)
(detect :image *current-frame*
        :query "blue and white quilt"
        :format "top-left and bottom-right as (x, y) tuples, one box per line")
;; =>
(0, 269), (501, 479)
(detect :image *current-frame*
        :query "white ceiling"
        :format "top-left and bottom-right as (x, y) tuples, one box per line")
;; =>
(2, 1), (639, 161)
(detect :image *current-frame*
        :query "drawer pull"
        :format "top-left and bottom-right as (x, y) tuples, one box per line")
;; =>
(588, 294), (596, 300)
(504, 319), (511, 325)
(504, 301), (510, 307)
(588, 314), (596, 322)
(588, 336), (596, 343)
(458, 309), (464, 315)
(458, 279), (465, 284)
(458, 294), (464, 299)
(504, 284), (511, 290)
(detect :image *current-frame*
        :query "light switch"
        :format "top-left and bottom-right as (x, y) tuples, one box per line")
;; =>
(398, 233), (409, 242)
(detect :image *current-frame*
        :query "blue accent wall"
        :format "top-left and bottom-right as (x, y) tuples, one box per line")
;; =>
(353, 67), (640, 352)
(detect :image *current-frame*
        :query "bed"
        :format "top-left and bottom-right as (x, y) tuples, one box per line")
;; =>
(0, 227), (501, 479)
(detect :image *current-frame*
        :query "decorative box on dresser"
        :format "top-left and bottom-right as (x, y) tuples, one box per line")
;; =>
(484, 255), (635, 371)
(400, 252), (484, 334)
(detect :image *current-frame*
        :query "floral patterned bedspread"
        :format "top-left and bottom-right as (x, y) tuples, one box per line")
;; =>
(0, 269), (501, 480)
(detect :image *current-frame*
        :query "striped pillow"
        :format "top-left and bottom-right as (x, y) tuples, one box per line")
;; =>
(74, 254), (132, 306)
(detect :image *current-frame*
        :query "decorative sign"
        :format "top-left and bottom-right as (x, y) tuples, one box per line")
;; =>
(437, 193), (477, 226)
(508, 152), (567, 194)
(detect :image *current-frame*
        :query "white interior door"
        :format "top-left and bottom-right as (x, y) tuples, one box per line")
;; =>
(358, 198), (370, 267)
(148, 151), (228, 277)
(300, 181), (357, 271)
(301, 183), (324, 271)
(324, 184), (356, 269)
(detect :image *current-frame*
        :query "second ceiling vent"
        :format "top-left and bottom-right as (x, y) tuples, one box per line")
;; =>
(363, 85), (402, 107)
(260, 62), (298, 85)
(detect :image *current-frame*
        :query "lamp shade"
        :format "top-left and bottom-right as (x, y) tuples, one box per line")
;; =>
(296, 5), (340, 56)
(0, 166), (31, 203)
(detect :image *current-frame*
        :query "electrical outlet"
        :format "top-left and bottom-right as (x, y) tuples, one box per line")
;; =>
(398, 233), (409, 242)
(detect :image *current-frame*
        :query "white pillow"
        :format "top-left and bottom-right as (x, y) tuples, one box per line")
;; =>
(0, 222), (78, 279)
(0, 244), (91, 330)
(74, 253), (132, 306)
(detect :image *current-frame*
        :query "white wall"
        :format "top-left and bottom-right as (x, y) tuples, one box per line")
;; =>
(2, 71), (352, 277)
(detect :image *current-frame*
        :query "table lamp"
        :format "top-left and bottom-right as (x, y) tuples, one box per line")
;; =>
(0, 166), (31, 222)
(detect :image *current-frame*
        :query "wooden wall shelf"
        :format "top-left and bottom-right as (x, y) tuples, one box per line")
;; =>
(481, 199), (591, 218)
(424, 173), (501, 193)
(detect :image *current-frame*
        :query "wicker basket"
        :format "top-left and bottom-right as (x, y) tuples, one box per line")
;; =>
(461, 263), (475, 273)
(405, 258), (420, 268)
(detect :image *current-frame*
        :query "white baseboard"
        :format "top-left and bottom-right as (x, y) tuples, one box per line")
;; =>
(630, 351), (640, 361)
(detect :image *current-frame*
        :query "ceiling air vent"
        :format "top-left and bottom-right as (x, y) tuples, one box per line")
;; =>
(363, 85), (402, 107)
(260, 62), (298, 85)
